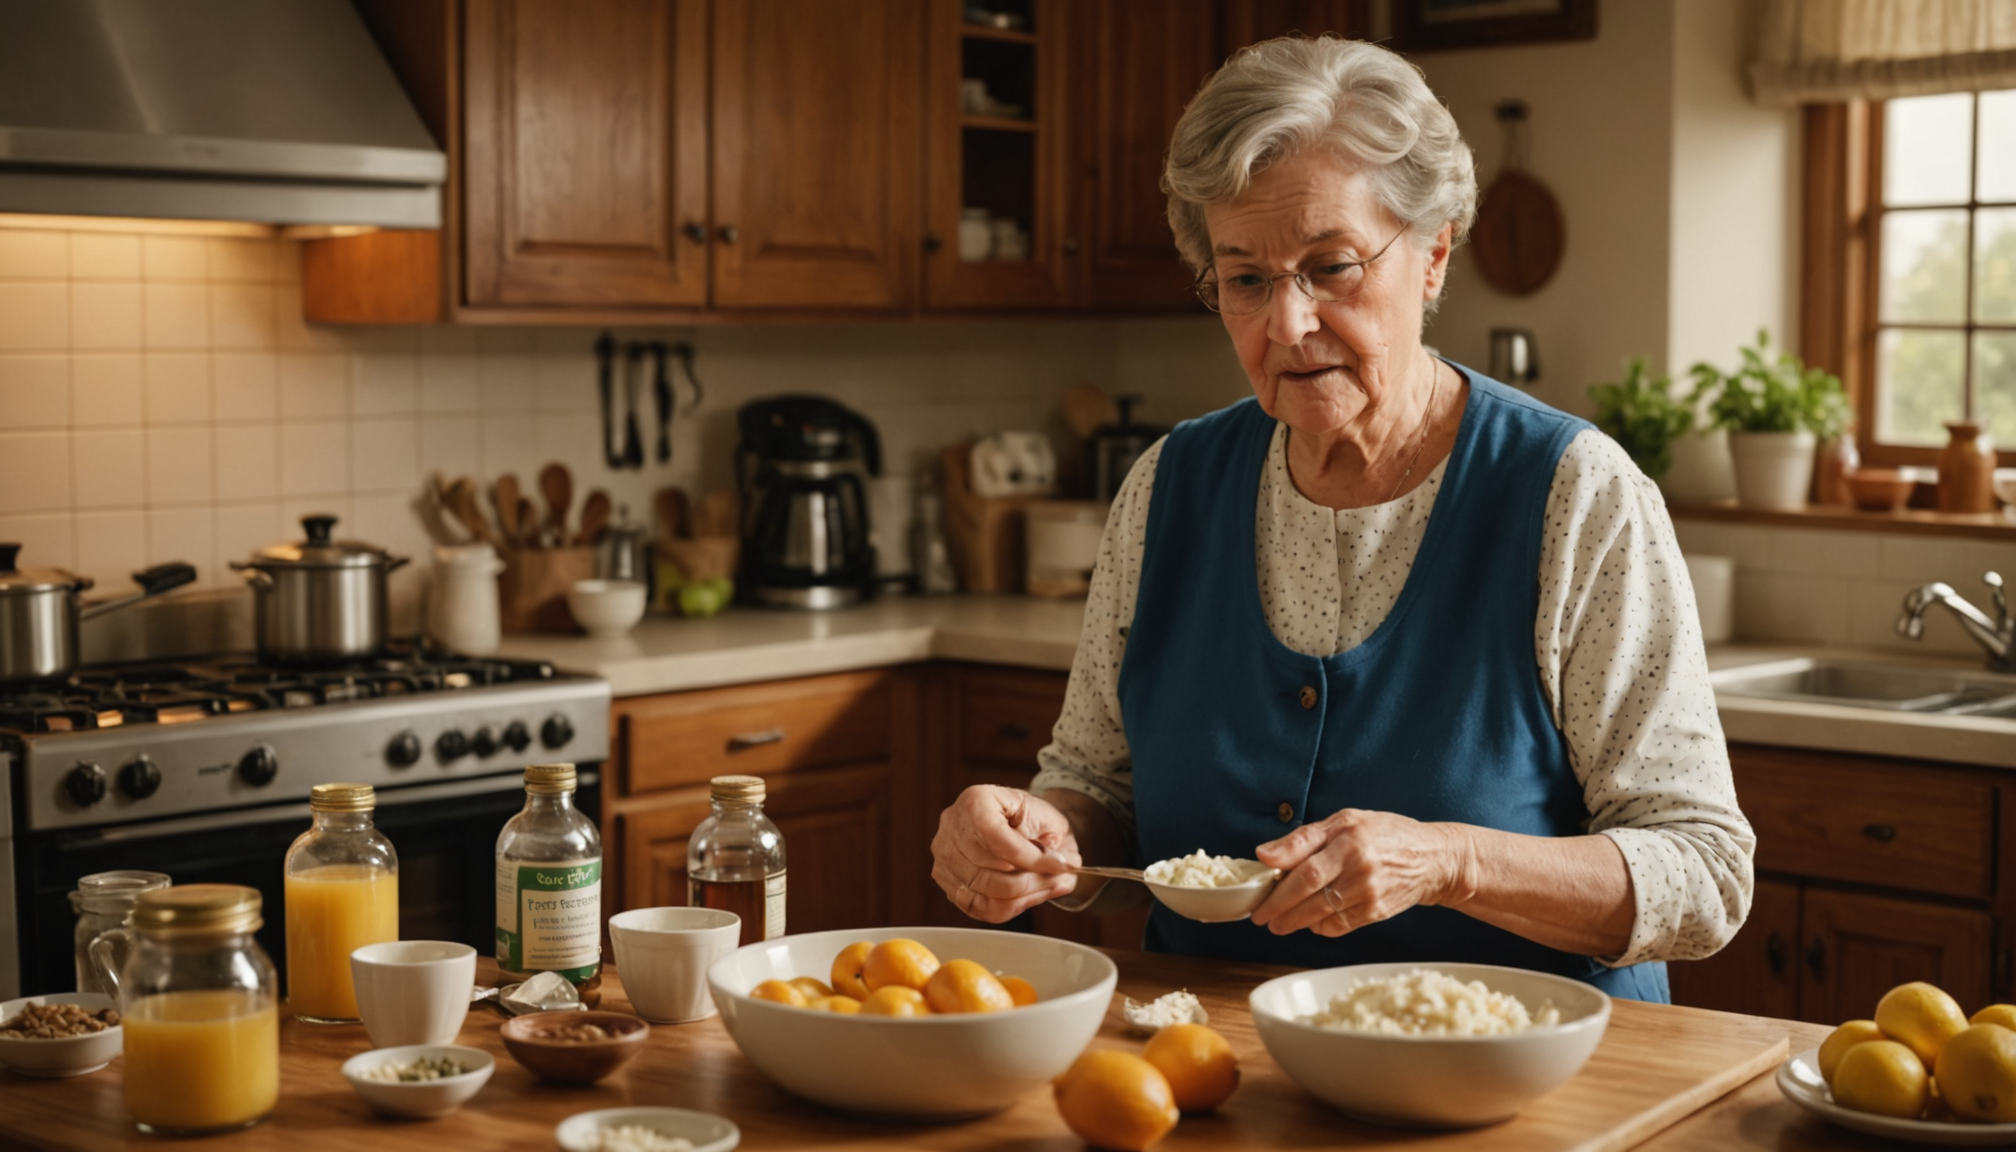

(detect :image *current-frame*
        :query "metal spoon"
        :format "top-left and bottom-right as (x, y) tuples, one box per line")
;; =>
(1069, 864), (1146, 882)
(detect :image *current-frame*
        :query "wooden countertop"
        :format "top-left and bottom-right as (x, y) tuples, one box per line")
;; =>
(2, 952), (1849, 1152)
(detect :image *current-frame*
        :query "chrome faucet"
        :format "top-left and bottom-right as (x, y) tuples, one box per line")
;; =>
(1897, 572), (2015, 672)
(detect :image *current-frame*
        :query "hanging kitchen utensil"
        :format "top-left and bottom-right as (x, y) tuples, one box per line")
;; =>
(540, 463), (573, 546)
(670, 340), (703, 415)
(596, 332), (621, 469)
(1471, 100), (1564, 296)
(651, 341), (674, 464)
(622, 342), (646, 470)
(575, 490), (612, 548)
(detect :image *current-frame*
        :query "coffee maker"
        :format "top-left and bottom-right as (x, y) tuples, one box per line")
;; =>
(735, 396), (882, 609)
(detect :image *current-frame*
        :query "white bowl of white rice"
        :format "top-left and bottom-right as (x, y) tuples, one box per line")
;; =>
(1249, 962), (1610, 1127)
(1141, 850), (1281, 922)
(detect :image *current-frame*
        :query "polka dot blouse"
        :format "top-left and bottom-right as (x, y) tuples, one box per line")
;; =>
(1029, 421), (1757, 967)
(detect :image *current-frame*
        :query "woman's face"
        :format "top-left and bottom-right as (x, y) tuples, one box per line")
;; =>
(1202, 152), (1453, 435)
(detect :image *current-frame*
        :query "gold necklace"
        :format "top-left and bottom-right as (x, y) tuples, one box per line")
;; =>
(1386, 359), (1441, 503)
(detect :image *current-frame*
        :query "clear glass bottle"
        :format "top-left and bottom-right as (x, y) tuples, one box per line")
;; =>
(70, 869), (170, 995)
(283, 782), (398, 1023)
(496, 763), (603, 1001)
(687, 774), (786, 948)
(90, 885), (279, 1136)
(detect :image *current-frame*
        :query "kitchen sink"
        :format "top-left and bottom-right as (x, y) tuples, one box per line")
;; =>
(1711, 658), (2016, 715)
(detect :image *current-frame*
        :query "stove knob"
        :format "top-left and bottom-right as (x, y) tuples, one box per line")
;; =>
(436, 729), (470, 762)
(118, 756), (162, 799)
(239, 745), (279, 787)
(472, 727), (499, 758)
(385, 730), (423, 768)
(540, 714), (575, 749)
(65, 762), (107, 807)
(502, 721), (532, 753)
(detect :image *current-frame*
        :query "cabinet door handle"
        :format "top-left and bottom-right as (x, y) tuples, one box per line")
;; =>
(923, 233), (943, 254)
(717, 225), (739, 245)
(1806, 939), (1827, 982)
(999, 722), (1032, 741)
(727, 727), (784, 751)
(682, 221), (708, 245)
(1862, 823), (1897, 842)
(1766, 930), (1787, 976)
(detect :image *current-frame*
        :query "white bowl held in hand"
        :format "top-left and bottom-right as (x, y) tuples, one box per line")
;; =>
(340, 1044), (494, 1118)
(707, 926), (1117, 1120)
(1249, 962), (1610, 1128)
(566, 579), (648, 638)
(0, 993), (123, 1078)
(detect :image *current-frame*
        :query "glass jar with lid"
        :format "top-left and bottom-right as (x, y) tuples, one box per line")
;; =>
(284, 782), (398, 1022)
(70, 870), (170, 996)
(90, 884), (279, 1136)
(687, 774), (786, 948)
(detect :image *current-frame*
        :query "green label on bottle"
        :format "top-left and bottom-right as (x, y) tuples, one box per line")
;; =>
(495, 858), (601, 979)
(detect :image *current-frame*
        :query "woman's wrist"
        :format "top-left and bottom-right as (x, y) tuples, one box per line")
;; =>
(1427, 822), (1481, 909)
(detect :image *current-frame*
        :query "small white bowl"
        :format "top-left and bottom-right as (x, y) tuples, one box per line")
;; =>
(1249, 962), (1610, 1128)
(1142, 864), (1281, 923)
(340, 1044), (494, 1118)
(0, 993), (123, 1078)
(707, 926), (1117, 1119)
(556, 1107), (740, 1152)
(566, 579), (648, 638)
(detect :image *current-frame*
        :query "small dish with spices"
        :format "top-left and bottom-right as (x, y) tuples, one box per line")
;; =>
(0, 993), (123, 1078)
(501, 1010), (648, 1083)
(339, 1044), (494, 1118)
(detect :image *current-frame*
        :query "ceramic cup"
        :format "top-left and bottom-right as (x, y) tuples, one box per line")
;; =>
(609, 908), (741, 1023)
(351, 940), (478, 1049)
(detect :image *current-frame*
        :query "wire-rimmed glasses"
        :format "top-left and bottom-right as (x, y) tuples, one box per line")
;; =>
(1193, 226), (1408, 315)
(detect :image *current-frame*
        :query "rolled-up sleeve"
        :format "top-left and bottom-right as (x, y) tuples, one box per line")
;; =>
(1537, 431), (1756, 966)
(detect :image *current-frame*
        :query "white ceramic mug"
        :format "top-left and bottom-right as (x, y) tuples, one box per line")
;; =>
(350, 940), (477, 1049)
(609, 908), (741, 1023)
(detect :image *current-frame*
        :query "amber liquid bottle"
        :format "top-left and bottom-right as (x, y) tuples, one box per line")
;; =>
(686, 775), (786, 948)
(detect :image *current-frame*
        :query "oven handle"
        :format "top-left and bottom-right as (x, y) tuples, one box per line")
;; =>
(77, 770), (600, 844)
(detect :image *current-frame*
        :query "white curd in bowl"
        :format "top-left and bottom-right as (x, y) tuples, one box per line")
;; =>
(1298, 967), (1561, 1036)
(1144, 850), (1271, 888)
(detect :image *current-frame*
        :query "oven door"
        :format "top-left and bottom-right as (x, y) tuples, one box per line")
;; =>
(16, 768), (600, 997)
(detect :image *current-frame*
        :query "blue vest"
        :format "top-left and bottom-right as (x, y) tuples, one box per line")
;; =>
(1117, 365), (1668, 1004)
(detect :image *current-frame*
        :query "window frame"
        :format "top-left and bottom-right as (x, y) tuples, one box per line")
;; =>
(1804, 98), (2016, 467)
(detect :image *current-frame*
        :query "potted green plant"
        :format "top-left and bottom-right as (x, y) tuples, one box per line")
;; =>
(1689, 330), (1850, 511)
(1587, 357), (1694, 482)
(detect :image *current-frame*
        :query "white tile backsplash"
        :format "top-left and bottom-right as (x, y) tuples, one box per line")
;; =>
(0, 431), (71, 514)
(69, 233), (140, 281)
(143, 283), (208, 349)
(0, 512), (75, 569)
(212, 352), (277, 421)
(213, 424), (278, 498)
(0, 282), (68, 351)
(278, 352), (348, 418)
(147, 507), (214, 577)
(142, 236), (208, 281)
(350, 418), (420, 495)
(145, 426), (214, 505)
(0, 355), (69, 428)
(0, 231), (68, 279)
(69, 282), (141, 349)
(210, 283), (277, 349)
(73, 509), (147, 584)
(144, 352), (210, 424)
(70, 353), (142, 426)
(71, 429), (144, 509)
(278, 421), (348, 497)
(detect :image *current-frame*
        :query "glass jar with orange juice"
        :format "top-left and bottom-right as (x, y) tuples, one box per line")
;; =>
(90, 885), (279, 1135)
(284, 782), (398, 1022)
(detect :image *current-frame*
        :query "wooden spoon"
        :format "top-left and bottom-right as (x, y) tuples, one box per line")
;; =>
(575, 489), (611, 547)
(446, 477), (501, 549)
(654, 488), (689, 542)
(493, 473), (522, 544)
(539, 463), (573, 544)
(516, 496), (538, 548)
(695, 488), (740, 538)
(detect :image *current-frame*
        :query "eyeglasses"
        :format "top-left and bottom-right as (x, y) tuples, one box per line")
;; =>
(1193, 226), (1408, 315)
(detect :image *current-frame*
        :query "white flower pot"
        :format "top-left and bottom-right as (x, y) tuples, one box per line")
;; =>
(1728, 431), (1817, 511)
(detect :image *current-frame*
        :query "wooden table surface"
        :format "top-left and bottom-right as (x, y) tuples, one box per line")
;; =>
(0, 952), (1874, 1151)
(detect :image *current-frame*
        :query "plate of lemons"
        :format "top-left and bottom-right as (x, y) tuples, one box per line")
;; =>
(1777, 981), (2016, 1146)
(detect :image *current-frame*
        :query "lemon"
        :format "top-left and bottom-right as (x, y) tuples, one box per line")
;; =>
(1874, 982), (1968, 1069)
(1972, 1005), (2016, 1032)
(1935, 1023), (2016, 1122)
(1833, 1040), (1930, 1119)
(1818, 1020), (1886, 1086)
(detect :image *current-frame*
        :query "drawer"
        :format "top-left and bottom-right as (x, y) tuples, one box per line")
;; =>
(617, 670), (892, 795)
(956, 668), (1068, 769)
(1732, 746), (1996, 900)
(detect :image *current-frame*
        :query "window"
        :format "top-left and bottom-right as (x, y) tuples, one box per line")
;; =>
(1805, 91), (2016, 467)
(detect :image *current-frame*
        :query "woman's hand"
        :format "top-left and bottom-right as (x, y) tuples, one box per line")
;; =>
(931, 786), (1083, 923)
(1248, 809), (1471, 937)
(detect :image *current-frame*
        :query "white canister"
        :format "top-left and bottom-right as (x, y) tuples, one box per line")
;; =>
(428, 543), (504, 654)
(1684, 553), (1735, 645)
(958, 208), (993, 263)
(1026, 501), (1109, 598)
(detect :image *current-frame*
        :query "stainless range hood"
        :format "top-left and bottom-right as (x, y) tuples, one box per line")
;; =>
(0, 0), (444, 229)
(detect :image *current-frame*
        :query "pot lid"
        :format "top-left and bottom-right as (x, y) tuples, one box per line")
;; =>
(246, 515), (398, 569)
(0, 541), (91, 595)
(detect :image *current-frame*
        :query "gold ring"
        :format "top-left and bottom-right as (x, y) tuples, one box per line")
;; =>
(1321, 884), (1344, 913)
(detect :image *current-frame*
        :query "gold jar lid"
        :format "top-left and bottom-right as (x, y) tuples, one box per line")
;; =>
(710, 774), (764, 804)
(309, 782), (375, 812)
(525, 763), (577, 795)
(132, 884), (263, 936)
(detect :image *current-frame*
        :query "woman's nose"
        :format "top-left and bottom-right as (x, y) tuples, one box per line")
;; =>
(1266, 278), (1323, 346)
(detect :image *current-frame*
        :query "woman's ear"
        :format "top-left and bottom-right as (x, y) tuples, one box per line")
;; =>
(1423, 222), (1455, 302)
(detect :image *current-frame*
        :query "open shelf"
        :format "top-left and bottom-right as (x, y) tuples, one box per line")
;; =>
(1668, 499), (2016, 540)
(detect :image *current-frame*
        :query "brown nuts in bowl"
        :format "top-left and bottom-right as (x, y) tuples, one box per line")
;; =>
(500, 1010), (649, 1083)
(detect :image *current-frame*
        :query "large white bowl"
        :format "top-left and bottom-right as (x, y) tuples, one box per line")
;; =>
(1249, 962), (1611, 1128)
(707, 926), (1117, 1119)
(340, 1044), (494, 1118)
(0, 993), (123, 1078)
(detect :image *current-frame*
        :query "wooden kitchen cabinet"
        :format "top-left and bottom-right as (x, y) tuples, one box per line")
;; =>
(1668, 744), (2008, 1025)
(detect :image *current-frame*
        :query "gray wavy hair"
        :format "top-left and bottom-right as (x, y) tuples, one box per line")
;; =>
(1162, 37), (1477, 278)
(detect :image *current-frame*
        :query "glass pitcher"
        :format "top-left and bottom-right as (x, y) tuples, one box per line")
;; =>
(70, 870), (170, 996)
(91, 884), (279, 1135)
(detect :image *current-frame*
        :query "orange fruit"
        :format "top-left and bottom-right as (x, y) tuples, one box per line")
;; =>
(751, 979), (809, 1008)
(1972, 1005), (2016, 1032)
(790, 976), (834, 1001)
(1834, 1039), (1930, 1119)
(864, 939), (941, 993)
(1875, 982), (1968, 1069)
(1818, 1020), (1886, 1086)
(1935, 1023), (2016, 1121)
(1143, 1023), (1240, 1112)
(810, 995), (862, 1015)
(859, 986), (932, 1017)
(999, 975), (1040, 1007)
(924, 959), (1015, 1015)
(1053, 1049), (1179, 1151)
(831, 942), (874, 1000)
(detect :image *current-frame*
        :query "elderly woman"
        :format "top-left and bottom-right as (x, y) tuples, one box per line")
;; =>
(930, 37), (1752, 1001)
